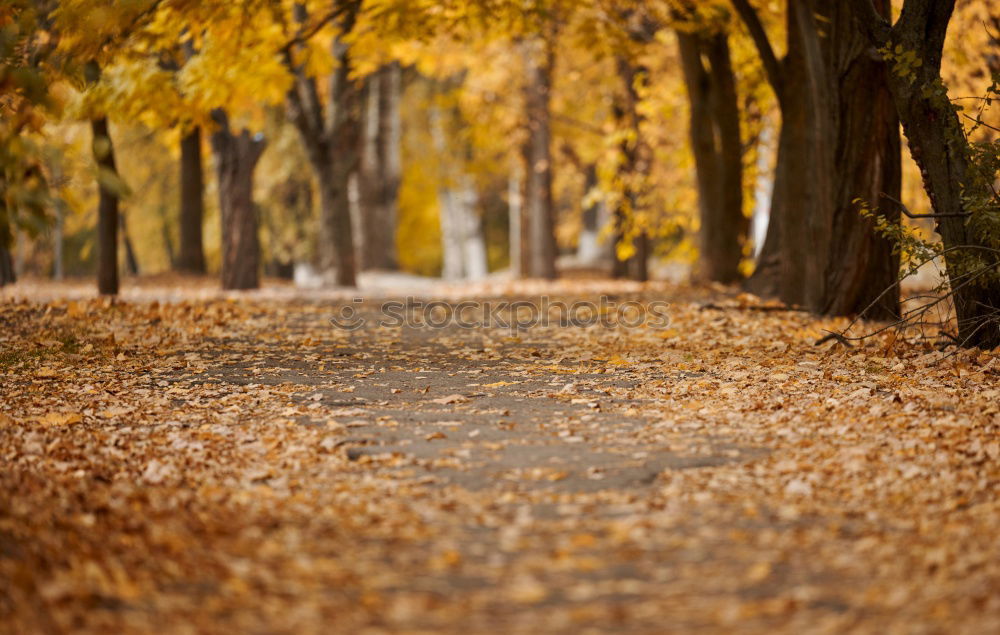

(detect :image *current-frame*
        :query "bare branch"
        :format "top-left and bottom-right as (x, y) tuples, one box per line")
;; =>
(729, 0), (784, 102)
(879, 192), (971, 219)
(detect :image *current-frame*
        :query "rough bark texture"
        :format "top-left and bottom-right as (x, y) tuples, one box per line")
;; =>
(779, 0), (834, 309)
(735, 0), (901, 319)
(177, 127), (206, 274)
(522, 39), (557, 280)
(285, 2), (361, 287)
(358, 64), (401, 271)
(211, 111), (265, 291)
(91, 117), (120, 296)
(678, 30), (746, 284)
(851, 0), (1000, 346)
(822, 0), (901, 319)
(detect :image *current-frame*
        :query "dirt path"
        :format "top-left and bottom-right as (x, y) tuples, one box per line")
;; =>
(1, 283), (998, 633)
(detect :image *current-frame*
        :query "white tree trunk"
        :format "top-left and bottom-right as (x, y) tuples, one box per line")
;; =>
(431, 102), (488, 281)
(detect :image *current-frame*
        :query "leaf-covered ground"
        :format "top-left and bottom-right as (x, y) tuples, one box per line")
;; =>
(1, 280), (998, 633)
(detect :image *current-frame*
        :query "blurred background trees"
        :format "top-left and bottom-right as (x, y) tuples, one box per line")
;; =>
(2, 0), (1000, 342)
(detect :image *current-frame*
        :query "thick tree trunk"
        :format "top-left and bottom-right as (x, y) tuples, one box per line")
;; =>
(678, 30), (746, 284)
(851, 0), (1000, 346)
(177, 127), (206, 273)
(778, 0), (835, 308)
(91, 117), (120, 296)
(285, 2), (361, 287)
(210, 111), (265, 291)
(821, 0), (900, 319)
(736, 0), (901, 318)
(522, 39), (557, 279)
(315, 152), (358, 286)
(358, 64), (401, 271)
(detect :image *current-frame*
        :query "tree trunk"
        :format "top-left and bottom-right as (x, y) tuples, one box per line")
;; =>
(285, 2), (361, 287)
(316, 146), (358, 287)
(120, 212), (139, 276)
(745, 124), (787, 297)
(0, 245), (12, 286)
(678, 30), (746, 284)
(577, 164), (609, 265)
(210, 111), (265, 291)
(522, 39), (557, 279)
(851, 0), (1000, 346)
(431, 103), (488, 280)
(0, 212), (13, 286)
(777, 0), (835, 308)
(508, 161), (523, 276)
(610, 59), (651, 282)
(736, 0), (901, 318)
(1, 196), (14, 286)
(438, 175), (488, 281)
(177, 127), (206, 273)
(358, 64), (401, 271)
(91, 116), (120, 295)
(821, 0), (900, 319)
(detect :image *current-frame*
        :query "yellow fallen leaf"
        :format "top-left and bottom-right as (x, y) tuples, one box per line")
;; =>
(508, 576), (548, 604)
(746, 561), (772, 583)
(483, 381), (517, 388)
(39, 412), (82, 426)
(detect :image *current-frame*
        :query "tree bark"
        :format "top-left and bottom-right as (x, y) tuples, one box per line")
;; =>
(822, 0), (900, 319)
(0, 212), (13, 286)
(430, 102), (488, 280)
(521, 38), (557, 279)
(610, 58), (651, 282)
(851, 0), (1000, 346)
(177, 127), (206, 273)
(285, 3), (361, 287)
(91, 116), (120, 296)
(736, 0), (901, 319)
(778, 0), (834, 308)
(0, 194), (13, 286)
(0, 245), (12, 286)
(508, 161), (524, 277)
(120, 212), (139, 276)
(210, 111), (265, 291)
(577, 164), (609, 265)
(358, 64), (401, 271)
(678, 30), (746, 284)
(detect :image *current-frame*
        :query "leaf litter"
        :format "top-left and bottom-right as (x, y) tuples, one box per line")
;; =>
(0, 281), (998, 633)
